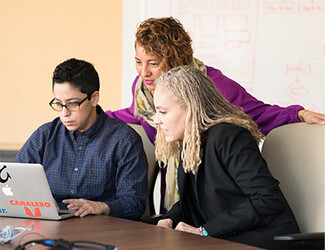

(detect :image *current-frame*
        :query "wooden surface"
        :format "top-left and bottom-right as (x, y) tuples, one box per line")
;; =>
(0, 215), (263, 249)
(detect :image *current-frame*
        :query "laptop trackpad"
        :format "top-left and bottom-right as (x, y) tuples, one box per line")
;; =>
(58, 209), (76, 219)
(58, 209), (75, 215)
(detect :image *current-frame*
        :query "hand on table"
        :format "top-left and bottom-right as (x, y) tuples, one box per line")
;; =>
(157, 218), (173, 228)
(175, 222), (201, 235)
(63, 198), (110, 217)
(157, 220), (203, 236)
(299, 110), (325, 125)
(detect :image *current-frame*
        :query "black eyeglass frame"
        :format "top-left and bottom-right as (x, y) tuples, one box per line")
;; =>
(49, 92), (94, 112)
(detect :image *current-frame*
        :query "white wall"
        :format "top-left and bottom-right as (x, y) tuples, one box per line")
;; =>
(121, 0), (144, 108)
(122, 0), (325, 112)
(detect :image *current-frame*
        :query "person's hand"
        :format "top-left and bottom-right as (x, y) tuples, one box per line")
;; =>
(62, 198), (110, 217)
(157, 218), (173, 228)
(298, 110), (325, 125)
(175, 222), (201, 235)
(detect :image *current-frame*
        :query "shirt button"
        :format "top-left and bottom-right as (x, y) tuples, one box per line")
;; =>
(71, 189), (75, 194)
(74, 168), (78, 172)
(79, 146), (82, 150)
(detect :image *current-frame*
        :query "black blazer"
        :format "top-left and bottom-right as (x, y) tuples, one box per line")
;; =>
(165, 123), (299, 249)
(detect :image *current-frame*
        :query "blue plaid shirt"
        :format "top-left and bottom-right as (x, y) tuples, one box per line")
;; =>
(14, 106), (148, 220)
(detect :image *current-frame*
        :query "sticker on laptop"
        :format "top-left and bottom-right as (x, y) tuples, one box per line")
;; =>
(0, 165), (11, 184)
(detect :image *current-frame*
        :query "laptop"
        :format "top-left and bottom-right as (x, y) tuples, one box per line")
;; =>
(0, 162), (75, 220)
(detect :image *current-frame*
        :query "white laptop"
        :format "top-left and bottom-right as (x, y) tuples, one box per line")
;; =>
(0, 162), (75, 220)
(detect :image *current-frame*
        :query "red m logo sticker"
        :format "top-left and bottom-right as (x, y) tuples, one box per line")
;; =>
(24, 207), (41, 217)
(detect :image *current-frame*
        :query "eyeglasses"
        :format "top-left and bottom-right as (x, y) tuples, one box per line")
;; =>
(49, 95), (90, 112)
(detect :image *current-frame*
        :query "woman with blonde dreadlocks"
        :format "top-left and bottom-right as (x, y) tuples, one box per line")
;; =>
(154, 66), (300, 250)
(105, 17), (325, 213)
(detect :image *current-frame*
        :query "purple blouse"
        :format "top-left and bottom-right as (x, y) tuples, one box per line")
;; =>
(105, 66), (303, 144)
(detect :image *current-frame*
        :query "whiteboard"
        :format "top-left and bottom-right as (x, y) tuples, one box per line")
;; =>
(122, 0), (325, 113)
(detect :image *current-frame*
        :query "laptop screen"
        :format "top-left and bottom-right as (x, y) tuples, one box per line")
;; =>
(0, 162), (74, 220)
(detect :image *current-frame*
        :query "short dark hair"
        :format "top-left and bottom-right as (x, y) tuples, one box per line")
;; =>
(52, 58), (100, 95)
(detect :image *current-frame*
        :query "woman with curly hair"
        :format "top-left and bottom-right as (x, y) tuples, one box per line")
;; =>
(105, 17), (325, 212)
(154, 66), (300, 250)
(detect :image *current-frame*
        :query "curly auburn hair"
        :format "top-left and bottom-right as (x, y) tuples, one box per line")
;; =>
(154, 66), (264, 174)
(135, 17), (193, 72)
